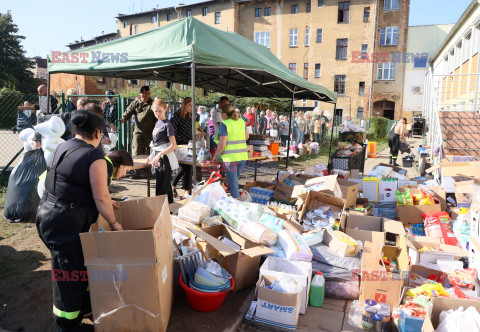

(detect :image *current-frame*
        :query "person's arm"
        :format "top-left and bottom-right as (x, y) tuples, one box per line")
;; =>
(213, 136), (227, 161)
(245, 129), (250, 141)
(90, 159), (122, 231)
(120, 101), (136, 124)
(152, 136), (177, 164)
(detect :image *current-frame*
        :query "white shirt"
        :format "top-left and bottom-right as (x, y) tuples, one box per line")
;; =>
(213, 108), (224, 138)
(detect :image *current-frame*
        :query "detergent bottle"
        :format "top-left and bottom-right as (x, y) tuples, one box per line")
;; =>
(309, 271), (325, 307)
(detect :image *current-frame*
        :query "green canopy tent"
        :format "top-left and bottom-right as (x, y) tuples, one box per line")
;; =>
(48, 17), (337, 185)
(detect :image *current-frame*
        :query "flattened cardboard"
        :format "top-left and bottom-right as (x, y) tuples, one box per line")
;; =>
(80, 195), (173, 332)
(422, 297), (480, 332)
(255, 275), (302, 327)
(190, 224), (273, 291)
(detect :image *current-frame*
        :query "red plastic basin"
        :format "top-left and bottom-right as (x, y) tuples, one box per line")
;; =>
(179, 274), (234, 312)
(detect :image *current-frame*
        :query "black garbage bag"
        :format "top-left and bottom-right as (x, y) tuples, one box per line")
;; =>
(4, 149), (47, 223)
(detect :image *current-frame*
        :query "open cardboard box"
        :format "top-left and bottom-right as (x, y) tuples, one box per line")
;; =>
(274, 174), (339, 202)
(243, 181), (275, 193)
(189, 224), (273, 291)
(396, 185), (445, 224)
(426, 160), (480, 178)
(359, 241), (408, 309)
(255, 274), (302, 328)
(80, 195), (173, 331)
(341, 214), (406, 247)
(297, 190), (347, 226)
(406, 236), (468, 265)
(422, 297), (480, 332)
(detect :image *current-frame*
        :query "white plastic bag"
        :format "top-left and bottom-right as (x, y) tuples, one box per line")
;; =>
(436, 306), (480, 332)
(271, 275), (303, 294)
(178, 201), (211, 225)
(239, 189), (252, 202)
(19, 128), (36, 152)
(193, 182), (227, 208)
(278, 229), (313, 262)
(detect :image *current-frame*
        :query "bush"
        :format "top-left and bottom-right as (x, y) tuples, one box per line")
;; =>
(0, 87), (24, 129)
(368, 116), (389, 139)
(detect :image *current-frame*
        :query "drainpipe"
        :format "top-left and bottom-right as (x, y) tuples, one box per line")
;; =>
(368, 0), (378, 118)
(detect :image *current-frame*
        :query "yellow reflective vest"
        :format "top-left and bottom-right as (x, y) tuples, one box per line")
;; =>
(215, 118), (248, 162)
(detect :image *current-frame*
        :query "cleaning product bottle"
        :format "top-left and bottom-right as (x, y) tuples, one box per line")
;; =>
(309, 271), (325, 307)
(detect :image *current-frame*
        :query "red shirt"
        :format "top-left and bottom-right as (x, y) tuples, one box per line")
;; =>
(244, 113), (255, 127)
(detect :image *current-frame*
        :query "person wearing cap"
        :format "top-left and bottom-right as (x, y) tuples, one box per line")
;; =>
(65, 88), (77, 113)
(120, 86), (156, 156)
(258, 111), (267, 135)
(103, 90), (117, 132)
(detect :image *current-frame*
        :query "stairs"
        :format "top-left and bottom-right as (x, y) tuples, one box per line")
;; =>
(439, 111), (480, 157)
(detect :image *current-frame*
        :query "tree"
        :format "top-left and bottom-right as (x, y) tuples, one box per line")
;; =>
(0, 11), (37, 93)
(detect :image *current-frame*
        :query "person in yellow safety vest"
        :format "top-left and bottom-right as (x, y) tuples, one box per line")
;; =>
(213, 104), (250, 199)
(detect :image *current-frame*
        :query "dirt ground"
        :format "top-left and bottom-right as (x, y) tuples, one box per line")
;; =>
(0, 138), (416, 332)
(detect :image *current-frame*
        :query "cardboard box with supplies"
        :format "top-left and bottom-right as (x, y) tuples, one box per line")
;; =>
(422, 297), (480, 332)
(323, 229), (360, 257)
(80, 195), (174, 331)
(341, 214), (406, 246)
(297, 190), (349, 224)
(378, 178), (398, 202)
(189, 224), (273, 291)
(259, 256), (312, 315)
(406, 236), (467, 265)
(255, 275), (302, 328)
(243, 181), (275, 193)
(396, 185), (445, 224)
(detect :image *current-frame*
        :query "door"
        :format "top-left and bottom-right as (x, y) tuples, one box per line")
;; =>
(373, 100), (395, 120)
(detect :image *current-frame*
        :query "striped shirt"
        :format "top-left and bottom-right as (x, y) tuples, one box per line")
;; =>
(171, 111), (200, 145)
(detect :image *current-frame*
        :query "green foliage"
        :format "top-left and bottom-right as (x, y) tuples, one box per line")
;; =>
(368, 116), (389, 139)
(0, 86), (24, 128)
(0, 12), (37, 93)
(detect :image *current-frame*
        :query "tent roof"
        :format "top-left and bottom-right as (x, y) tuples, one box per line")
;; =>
(48, 17), (337, 102)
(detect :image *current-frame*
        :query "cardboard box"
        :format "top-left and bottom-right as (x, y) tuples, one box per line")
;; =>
(396, 185), (445, 224)
(323, 229), (360, 257)
(297, 190), (347, 226)
(378, 178), (398, 202)
(243, 181), (275, 193)
(255, 275), (302, 327)
(422, 297), (480, 332)
(80, 196), (173, 331)
(341, 214), (406, 246)
(406, 236), (467, 265)
(405, 264), (447, 288)
(273, 174), (339, 203)
(359, 241), (407, 309)
(426, 160), (480, 178)
(363, 177), (379, 202)
(337, 178), (361, 208)
(259, 256), (312, 315)
(247, 145), (254, 159)
(454, 180), (475, 209)
(189, 224), (273, 291)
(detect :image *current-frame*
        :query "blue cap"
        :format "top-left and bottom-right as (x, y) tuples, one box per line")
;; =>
(371, 313), (383, 321)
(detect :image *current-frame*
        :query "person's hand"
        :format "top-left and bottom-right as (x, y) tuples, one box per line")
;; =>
(146, 156), (152, 164)
(109, 123), (115, 132)
(152, 154), (162, 167)
(112, 201), (120, 209)
(110, 221), (123, 231)
(120, 118), (125, 124)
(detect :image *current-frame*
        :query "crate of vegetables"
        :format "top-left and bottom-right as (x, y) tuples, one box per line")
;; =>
(329, 142), (366, 172)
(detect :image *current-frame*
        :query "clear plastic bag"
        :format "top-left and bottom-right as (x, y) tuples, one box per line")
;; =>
(194, 182), (227, 208)
(347, 300), (365, 329)
(436, 306), (480, 332)
(310, 243), (361, 271)
(325, 281), (359, 300)
(271, 275), (303, 294)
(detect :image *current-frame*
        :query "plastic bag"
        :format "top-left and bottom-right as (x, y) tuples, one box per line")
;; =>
(325, 281), (359, 300)
(19, 128), (36, 152)
(312, 261), (357, 282)
(178, 201), (211, 225)
(278, 229), (313, 262)
(449, 269), (477, 289)
(453, 214), (470, 249)
(239, 189), (252, 202)
(302, 229), (324, 246)
(270, 275), (303, 294)
(396, 188), (413, 206)
(194, 182), (227, 208)
(347, 300), (365, 329)
(423, 211), (459, 246)
(406, 283), (449, 298)
(259, 214), (284, 233)
(310, 243), (361, 271)
(103, 132), (118, 152)
(201, 215), (223, 227)
(436, 306), (480, 332)
(4, 149), (47, 222)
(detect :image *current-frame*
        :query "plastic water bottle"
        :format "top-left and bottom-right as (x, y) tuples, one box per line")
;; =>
(309, 271), (325, 307)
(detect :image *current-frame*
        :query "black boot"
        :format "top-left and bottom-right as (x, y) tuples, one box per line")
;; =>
(392, 158), (399, 166)
(389, 156), (393, 165)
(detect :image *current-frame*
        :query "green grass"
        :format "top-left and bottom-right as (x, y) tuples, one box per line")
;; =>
(0, 175), (8, 209)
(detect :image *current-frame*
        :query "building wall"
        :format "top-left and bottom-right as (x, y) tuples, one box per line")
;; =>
(371, 0), (410, 120)
(50, 73), (127, 96)
(402, 24), (453, 118)
(237, 0), (376, 117)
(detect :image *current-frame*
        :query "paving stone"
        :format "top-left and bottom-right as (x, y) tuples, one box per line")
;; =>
(297, 306), (345, 332)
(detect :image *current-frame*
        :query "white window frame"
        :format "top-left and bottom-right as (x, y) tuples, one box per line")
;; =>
(215, 12), (221, 24)
(290, 29), (298, 47)
(202, 7), (208, 16)
(443, 55), (449, 75)
(167, 13), (172, 21)
(254, 31), (271, 48)
(315, 63), (321, 78)
(186, 10), (192, 18)
(361, 44), (368, 59)
(384, 0), (399, 10)
(379, 26), (399, 46)
(289, 63), (297, 73)
(302, 99), (308, 106)
(463, 31), (472, 62)
(455, 41), (462, 69)
(305, 28), (310, 46)
(449, 49), (455, 73)
(152, 16), (157, 24)
(377, 62), (396, 80)
(316, 29), (322, 43)
(134, 25), (138, 34)
(474, 23), (480, 55)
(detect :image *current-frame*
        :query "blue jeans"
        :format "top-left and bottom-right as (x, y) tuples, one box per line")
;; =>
(296, 131), (304, 145)
(224, 160), (246, 199)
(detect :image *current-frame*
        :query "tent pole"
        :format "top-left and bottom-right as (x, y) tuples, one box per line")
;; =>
(285, 87), (296, 169)
(233, 96), (237, 108)
(327, 103), (337, 168)
(167, 81), (173, 119)
(191, 61), (197, 192)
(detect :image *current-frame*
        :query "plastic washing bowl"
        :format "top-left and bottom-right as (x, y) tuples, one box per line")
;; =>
(179, 274), (234, 312)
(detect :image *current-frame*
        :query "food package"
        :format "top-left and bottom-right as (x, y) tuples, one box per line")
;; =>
(448, 269), (477, 289)
(259, 214), (284, 233)
(396, 188), (413, 206)
(302, 229), (324, 246)
(278, 229), (313, 262)
(406, 283), (450, 299)
(423, 211), (459, 246)
(178, 200), (211, 225)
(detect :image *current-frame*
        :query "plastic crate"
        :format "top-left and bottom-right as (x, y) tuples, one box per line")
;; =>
(329, 144), (367, 173)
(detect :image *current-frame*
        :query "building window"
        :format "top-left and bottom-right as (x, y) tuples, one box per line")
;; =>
(291, 5), (299, 14)
(305, 28), (310, 46)
(152, 16), (157, 24)
(255, 32), (271, 48)
(167, 13), (172, 21)
(379, 26), (399, 46)
(359, 82), (365, 95)
(318, 0), (324, 6)
(455, 41), (462, 68)
(316, 29), (322, 43)
(306, 2), (311, 13)
(215, 12), (221, 24)
(314, 101), (319, 107)
(129, 79), (139, 85)
(384, 0), (399, 10)
(334, 75), (346, 95)
(377, 62), (396, 80)
(338, 2), (350, 23)
(186, 10), (191, 17)
(449, 49), (455, 72)
(303, 63), (309, 79)
(413, 56), (428, 68)
(255, 8), (262, 17)
(463, 32), (472, 62)
(315, 63), (321, 78)
(134, 25), (138, 34)
(443, 56), (449, 75)
(336, 38), (348, 60)
(97, 77), (106, 83)
(474, 24), (480, 55)
(202, 7), (208, 16)
(123, 21), (127, 28)
(361, 44), (368, 59)
(289, 29), (298, 47)
(289, 63), (297, 73)
(363, 7), (370, 22)
(357, 107), (364, 119)
(265, 7), (271, 16)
